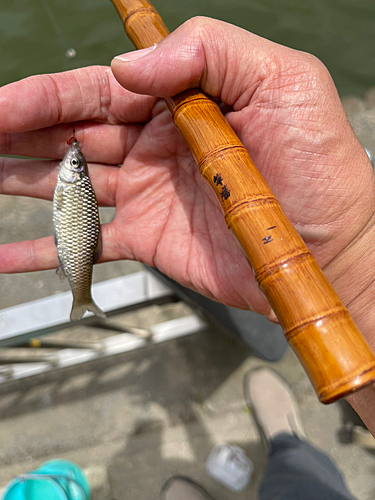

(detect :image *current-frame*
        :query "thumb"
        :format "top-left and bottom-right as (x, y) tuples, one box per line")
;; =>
(110, 16), (283, 106)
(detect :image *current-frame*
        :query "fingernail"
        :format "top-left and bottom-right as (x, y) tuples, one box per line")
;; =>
(266, 308), (279, 324)
(113, 44), (157, 62)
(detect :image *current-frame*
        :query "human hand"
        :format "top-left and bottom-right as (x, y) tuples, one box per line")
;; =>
(1, 17), (374, 322)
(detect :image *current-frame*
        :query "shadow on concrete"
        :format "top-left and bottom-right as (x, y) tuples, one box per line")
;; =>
(0, 325), (272, 499)
(107, 406), (266, 500)
(104, 329), (268, 499)
(0, 327), (250, 421)
(336, 400), (375, 461)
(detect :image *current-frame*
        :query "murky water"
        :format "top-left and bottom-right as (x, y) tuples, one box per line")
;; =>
(1, 0), (375, 97)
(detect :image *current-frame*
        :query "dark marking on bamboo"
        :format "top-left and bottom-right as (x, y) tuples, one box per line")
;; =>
(213, 173), (223, 186)
(220, 185), (230, 200)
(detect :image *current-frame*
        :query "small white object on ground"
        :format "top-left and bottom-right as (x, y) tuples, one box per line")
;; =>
(206, 443), (254, 492)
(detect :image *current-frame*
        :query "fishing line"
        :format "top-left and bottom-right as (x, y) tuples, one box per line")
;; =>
(40, 0), (77, 59)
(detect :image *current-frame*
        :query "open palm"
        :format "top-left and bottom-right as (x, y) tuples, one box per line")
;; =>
(1, 18), (374, 317)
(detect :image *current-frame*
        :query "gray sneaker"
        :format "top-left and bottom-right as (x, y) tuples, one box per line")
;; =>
(160, 477), (215, 500)
(243, 368), (306, 446)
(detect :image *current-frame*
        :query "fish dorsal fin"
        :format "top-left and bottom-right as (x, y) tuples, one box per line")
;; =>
(56, 266), (66, 281)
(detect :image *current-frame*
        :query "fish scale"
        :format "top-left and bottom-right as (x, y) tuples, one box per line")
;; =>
(53, 138), (106, 321)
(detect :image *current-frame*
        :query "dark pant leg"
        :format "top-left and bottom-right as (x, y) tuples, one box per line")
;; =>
(259, 434), (357, 500)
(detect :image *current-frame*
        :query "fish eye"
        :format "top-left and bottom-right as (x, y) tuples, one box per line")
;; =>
(70, 157), (81, 168)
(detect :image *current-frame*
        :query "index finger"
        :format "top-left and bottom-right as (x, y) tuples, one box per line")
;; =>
(0, 65), (157, 134)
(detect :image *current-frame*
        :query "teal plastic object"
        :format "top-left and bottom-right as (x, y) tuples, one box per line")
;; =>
(1, 459), (90, 500)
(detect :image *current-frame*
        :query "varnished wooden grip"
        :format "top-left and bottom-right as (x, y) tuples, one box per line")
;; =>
(110, 0), (375, 403)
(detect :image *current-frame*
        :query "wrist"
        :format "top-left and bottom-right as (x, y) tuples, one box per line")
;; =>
(324, 211), (375, 435)
(324, 212), (375, 351)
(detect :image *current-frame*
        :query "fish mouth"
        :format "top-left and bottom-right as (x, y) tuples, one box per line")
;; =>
(63, 141), (83, 165)
(59, 139), (88, 181)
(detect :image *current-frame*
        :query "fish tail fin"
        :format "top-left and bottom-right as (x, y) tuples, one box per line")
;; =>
(70, 299), (106, 321)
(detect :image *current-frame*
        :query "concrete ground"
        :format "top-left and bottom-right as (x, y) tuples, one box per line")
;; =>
(1, 90), (375, 499)
(0, 315), (374, 500)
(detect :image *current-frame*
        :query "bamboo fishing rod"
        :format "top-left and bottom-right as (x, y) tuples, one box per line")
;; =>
(109, 0), (375, 403)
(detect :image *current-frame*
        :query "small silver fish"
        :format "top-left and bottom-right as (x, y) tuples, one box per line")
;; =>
(53, 136), (106, 321)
